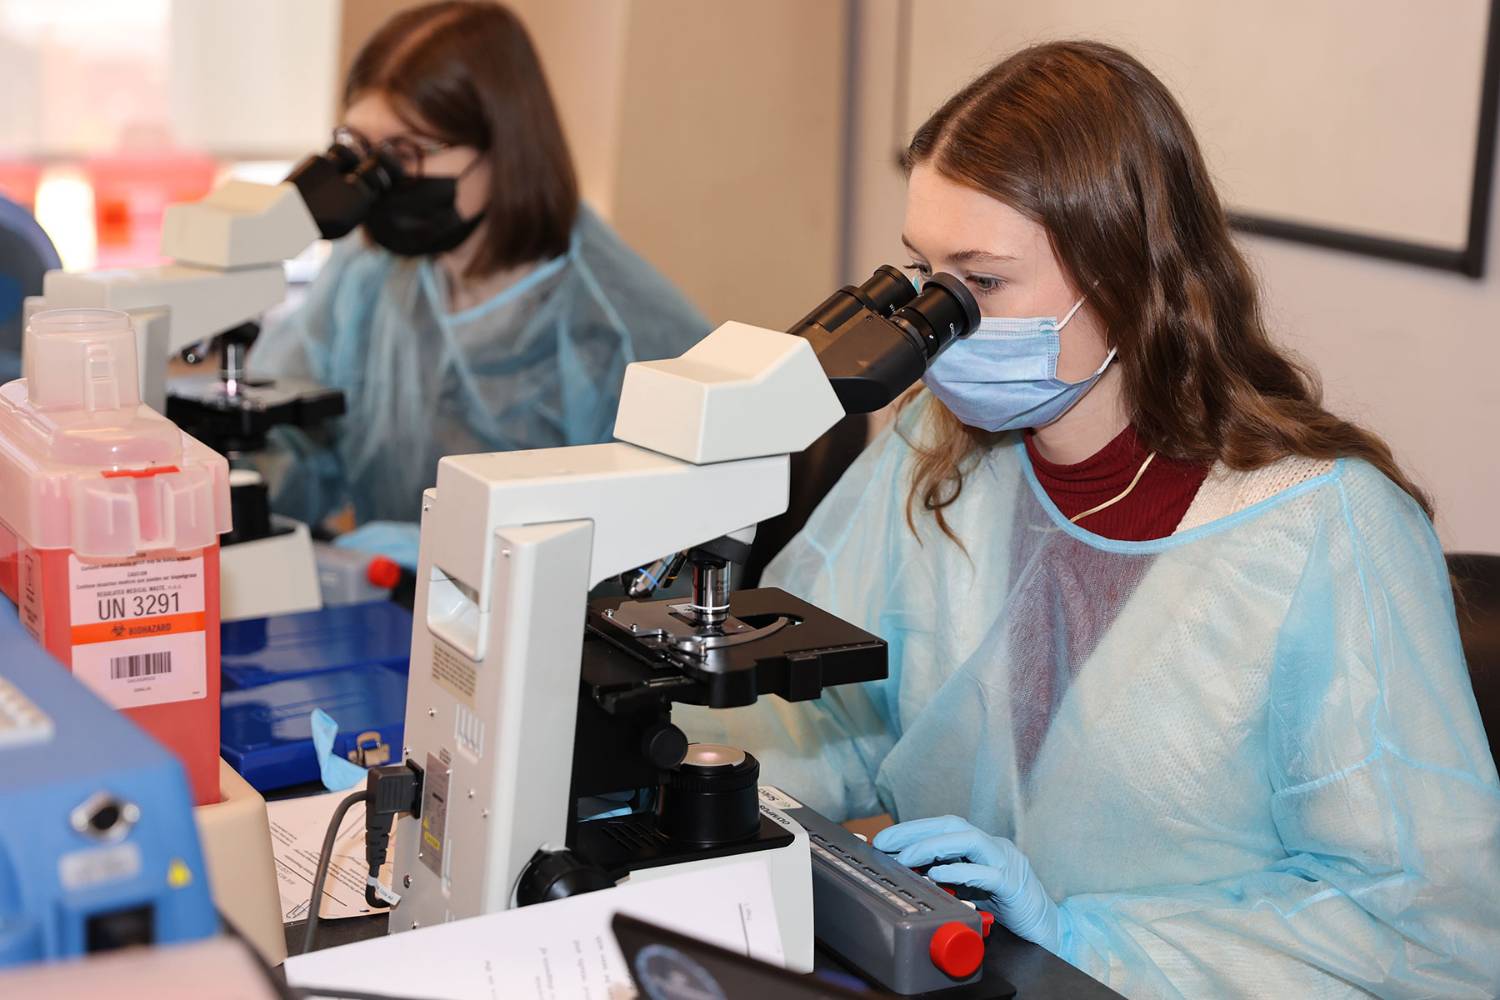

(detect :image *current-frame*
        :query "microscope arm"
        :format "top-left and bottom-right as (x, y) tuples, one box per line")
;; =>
(422, 269), (976, 681)
(429, 312), (867, 610)
(415, 263), (983, 658)
(41, 265), (287, 359)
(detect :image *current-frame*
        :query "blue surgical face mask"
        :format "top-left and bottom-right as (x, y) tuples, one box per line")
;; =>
(921, 295), (1115, 433)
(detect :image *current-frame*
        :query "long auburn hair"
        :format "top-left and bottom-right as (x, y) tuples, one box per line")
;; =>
(902, 41), (1432, 539)
(346, 1), (578, 277)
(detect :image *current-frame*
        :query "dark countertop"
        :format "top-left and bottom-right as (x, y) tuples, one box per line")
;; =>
(975, 931), (1123, 999)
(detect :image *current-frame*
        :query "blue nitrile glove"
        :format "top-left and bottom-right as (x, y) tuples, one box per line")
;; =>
(334, 520), (420, 571)
(311, 708), (368, 791)
(874, 815), (1069, 955)
(578, 790), (639, 821)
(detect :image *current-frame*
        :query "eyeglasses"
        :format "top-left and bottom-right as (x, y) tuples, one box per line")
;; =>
(333, 125), (456, 178)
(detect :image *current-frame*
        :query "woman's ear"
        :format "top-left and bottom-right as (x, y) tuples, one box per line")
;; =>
(455, 156), (491, 220)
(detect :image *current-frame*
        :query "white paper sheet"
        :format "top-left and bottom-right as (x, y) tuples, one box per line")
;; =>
(285, 860), (785, 1000)
(268, 789), (397, 923)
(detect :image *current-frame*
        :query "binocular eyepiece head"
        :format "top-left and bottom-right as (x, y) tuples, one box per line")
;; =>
(284, 142), (409, 241)
(790, 265), (980, 414)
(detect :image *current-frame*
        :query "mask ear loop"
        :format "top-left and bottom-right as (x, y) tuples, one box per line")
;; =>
(1057, 291), (1118, 383)
(1056, 295), (1089, 331)
(456, 150), (486, 180)
(440, 150), (489, 237)
(1069, 451), (1156, 524)
(1060, 280), (1153, 524)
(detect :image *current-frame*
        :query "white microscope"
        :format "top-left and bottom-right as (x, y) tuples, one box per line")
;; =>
(382, 266), (980, 970)
(24, 143), (403, 621)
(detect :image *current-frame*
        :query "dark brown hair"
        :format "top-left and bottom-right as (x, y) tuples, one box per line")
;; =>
(346, 0), (578, 276)
(902, 40), (1432, 539)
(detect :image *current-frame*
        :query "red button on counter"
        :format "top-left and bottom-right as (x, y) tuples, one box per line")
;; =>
(928, 920), (984, 979)
(367, 556), (402, 590)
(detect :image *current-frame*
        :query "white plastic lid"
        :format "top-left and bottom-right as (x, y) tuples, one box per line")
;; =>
(0, 308), (231, 556)
(24, 308), (141, 412)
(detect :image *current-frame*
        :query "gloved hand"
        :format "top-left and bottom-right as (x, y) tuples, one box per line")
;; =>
(874, 815), (1069, 955)
(335, 520), (421, 570)
(310, 708), (367, 791)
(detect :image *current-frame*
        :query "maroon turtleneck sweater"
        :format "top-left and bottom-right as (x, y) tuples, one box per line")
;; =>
(1023, 425), (1209, 541)
(1006, 427), (1211, 779)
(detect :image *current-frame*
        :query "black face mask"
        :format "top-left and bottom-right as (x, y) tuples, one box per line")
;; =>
(363, 175), (485, 257)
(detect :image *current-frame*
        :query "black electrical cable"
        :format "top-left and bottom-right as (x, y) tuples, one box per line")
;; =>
(216, 907), (299, 1000)
(302, 788), (371, 956)
(363, 760), (425, 909)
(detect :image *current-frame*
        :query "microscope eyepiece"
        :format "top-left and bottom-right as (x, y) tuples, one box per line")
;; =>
(794, 266), (981, 414)
(285, 144), (406, 241)
(324, 140), (364, 174)
(786, 264), (918, 342)
(352, 149), (403, 199)
(890, 271), (980, 362)
(854, 264), (919, 316)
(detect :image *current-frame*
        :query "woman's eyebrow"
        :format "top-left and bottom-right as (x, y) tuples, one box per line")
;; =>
(950, 248), (1018, 264)
(900, 235), (1016, 265)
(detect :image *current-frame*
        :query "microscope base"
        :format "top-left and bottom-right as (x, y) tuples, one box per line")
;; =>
(595, 800), (816, 972)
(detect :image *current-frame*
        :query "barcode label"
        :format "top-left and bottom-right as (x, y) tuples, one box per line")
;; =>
(109, 652), (172, 680)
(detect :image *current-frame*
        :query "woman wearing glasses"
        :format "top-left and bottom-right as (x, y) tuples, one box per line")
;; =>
(252, 1), (707, 541)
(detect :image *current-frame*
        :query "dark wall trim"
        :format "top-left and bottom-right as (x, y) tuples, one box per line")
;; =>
(1228, 213), (1479, 276)
(1230, 0), (1500, 279)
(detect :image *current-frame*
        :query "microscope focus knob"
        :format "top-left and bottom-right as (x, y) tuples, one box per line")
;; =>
(515, 849), (614, 907)
(641, 722), (689, 770)
(662, 744), (761, 848)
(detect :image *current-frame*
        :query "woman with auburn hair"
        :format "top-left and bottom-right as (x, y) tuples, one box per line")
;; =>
(253, 1), (705, 546)
(684, 41), (1499, 997)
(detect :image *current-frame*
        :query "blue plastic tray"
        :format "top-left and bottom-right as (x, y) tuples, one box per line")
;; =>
(220, 600), (412, 689)
(220, 665), (408, 791)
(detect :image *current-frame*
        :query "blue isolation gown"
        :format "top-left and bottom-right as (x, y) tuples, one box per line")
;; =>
(250, 206), (708, 525)
(679, 396), (1500, 998)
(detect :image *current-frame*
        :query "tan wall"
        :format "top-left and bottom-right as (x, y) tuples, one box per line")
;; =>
(608, 1), (849, 328)
(845, 0), (908, 281)
(1242, 220), (1500, 555)
(503, 0), (630, 218)
(337, 0), (421, 92)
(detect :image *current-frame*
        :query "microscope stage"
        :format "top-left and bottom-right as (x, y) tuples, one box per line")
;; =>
(586, 587), (887, 710)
